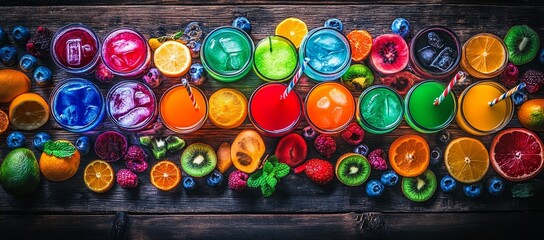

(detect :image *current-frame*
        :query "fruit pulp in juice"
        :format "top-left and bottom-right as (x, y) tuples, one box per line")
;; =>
(456, 81), (513, 135)
(249, 83), (302, 136)
(253, 36), (298, 82)
(301, 27), (351, 81)
(107, 81), (157, 131)
(160, 85), (207, 133)
(405, 81), (456, 133)
(357, 86), (403, 134)
(52, 25), (99, 72)
(306, 82), (355, 133)
(101, 29), (149, 77)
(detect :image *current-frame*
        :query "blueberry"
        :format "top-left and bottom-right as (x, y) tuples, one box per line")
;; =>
(539, 48), (544, 65)
(32, 131), (51, 151)
(440, 175), (457, 193)
(142, 68), (163, 88)
(511, 89), (528, 106)
(463, 183), (483, 198)
(0, 26), (8, 46)
(188, 63), (206, 86)
(324, 18), (343, 32)
(0, 46), (18, 66)
(33, 66), (53, 86)
(187, 41), (202, 58)
(391, 18), (410, 39)
(7, 131), (26, 149)
(430, 146), (442, 165)
(75, 135), (91, 156)
(436, 130), (451, 146)
(232, 17), (251, 34)
(353, 143), (370, 157)
(183, 176), (196, 191)
(12, 25), (31, 45)
(302, 126), (317, 142)
(19, 54), (38, 72)
(487, 176), (505, 196)
(207, 170), (224, 187)
(366, 180), (385, 197)
(380, 170), (399, 187)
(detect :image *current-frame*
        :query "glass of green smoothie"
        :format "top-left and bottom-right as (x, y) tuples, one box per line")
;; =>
(253, 35), (298, 82)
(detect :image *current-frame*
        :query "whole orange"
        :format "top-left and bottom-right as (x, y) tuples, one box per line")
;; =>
(40, 140), (81, 182)
(518, 99), (544, 132)
(0, 69), (31, 103)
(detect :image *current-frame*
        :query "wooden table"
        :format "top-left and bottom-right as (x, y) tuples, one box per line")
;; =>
(1, 1), (543, 239)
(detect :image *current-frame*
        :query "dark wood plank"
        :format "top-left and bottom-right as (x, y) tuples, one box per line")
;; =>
(1, 212), (543, 239)
(0, 5), (544, 214)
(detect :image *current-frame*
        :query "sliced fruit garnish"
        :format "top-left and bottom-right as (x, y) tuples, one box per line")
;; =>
(151, 160), (182, 191)
(370, 34), (409, 75)
(490, 128), (544, 182)
(464, 34), (506, 74)
(335, 153), (371, 187)
(0, 109), (8, 135)
(401, 169), (437, 202)
(347, 30), (373, 62)
(445, 137), (489, 184)
(209, 88), (248, 129)
(388, 134), (430, 177)
(275, 18), (308, 48)
(231, 130), (265, 174)
(153, 41), (192, 77)
(84, 160), (115, 193)
(275, 133), (307, 167)
(8, 93), (49, 131)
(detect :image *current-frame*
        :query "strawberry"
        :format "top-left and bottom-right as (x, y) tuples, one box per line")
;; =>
(294, 159), (333, 186)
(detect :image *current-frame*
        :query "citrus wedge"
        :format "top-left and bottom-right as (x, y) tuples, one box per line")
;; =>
(347, 30), (373, 61)
(153, 41), (192, 77)
(150, 160), (182, 191)
(9, 93), (49, 130)
(209, 88), (248, 129)
(0, 109), (8, 135)
(445, 137), (489, 184)
(84, 160), (115, 193)
(464, 34), (507, 74)
(388, 134), (430, 177)
(275, 18), (308, 48)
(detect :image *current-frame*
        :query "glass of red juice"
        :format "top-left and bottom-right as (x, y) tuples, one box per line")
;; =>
(248, 83), (303, 137)
(51, 23), (100, 75)
(100, 28), (151, 78)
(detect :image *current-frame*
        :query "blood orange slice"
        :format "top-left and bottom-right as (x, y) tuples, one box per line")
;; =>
(490, 128), (544, 182)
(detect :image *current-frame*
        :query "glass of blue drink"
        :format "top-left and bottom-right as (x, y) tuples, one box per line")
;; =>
(50, 78), (105, 132)
(299, 27), (351, 81)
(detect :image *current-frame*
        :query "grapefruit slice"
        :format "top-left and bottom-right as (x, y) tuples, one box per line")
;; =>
(490, 128), (544, 182)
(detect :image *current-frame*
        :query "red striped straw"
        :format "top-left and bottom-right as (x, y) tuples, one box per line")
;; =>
(181, 78), (199, 110)
(281, 58), (310, 100)
(488, 82), (526, 107)
(434, 71), (466, 106)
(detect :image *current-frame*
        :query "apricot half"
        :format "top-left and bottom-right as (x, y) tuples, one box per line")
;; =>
(231, 130), (265, 174)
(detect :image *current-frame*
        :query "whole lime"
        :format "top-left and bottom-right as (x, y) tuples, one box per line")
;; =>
(518, 99), (544, 132)
(0, 148), (41, 197)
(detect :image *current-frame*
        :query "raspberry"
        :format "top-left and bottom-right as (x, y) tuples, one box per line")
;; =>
(26, 26), (52, 58)
(124, 145), (148, 173)
(116, 169), (138, 189)
(341, 123), (365, 145)
(228, 170), (248, 192)
(520, 69), (544, 93)
(294, 158), (333, 186)
(95, 61), (115, 83)
(314, 134), (336, 159)
(499, 63), (519, 88)
(368, 149), (388, 170)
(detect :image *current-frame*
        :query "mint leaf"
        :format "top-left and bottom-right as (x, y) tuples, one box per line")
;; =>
(266, 176), (278, 188)
(43, 140), (76, 158)
(247, 170), (263, 188)
(263, 161), (274, 174)
(261, 183), (275, 197)
(274, 163), (290, 178)
(267, 155), (279, 166)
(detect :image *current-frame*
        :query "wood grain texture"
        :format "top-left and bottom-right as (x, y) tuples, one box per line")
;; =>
(0, 5), (543, 215)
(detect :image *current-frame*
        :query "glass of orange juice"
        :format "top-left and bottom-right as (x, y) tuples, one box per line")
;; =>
(460, 33), (508, 79)
(159, 84), (208, 134)
(456, 80), (514, 136)
(305, 82), (355, 134)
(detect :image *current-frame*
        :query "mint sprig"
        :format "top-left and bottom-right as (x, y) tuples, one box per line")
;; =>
(43, 140), (76, 158)
(247, 155), (290, 197)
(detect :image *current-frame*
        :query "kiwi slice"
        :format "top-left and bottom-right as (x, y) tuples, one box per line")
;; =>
(335, 153), (371, 187)
(504, 25), (540, 65)
(181, 143), (217, 177)
(341, 64), (374, 91)
(401, 169), (437, 202)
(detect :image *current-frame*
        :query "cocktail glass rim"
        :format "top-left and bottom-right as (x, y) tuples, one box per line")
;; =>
(304, 81), (355, 134)
(50, 23), (101, 75)
(106, 80), (158, 131)
(356, 84), (404, 134)
(159, 83), (209, 134)
(252, 35), (299, 82)
(100, 27), (150, 77)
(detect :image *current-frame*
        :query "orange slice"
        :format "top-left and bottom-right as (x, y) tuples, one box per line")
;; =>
(84, 160), (115, 193)
(347, 30), (373, 61)
(445, 137), (489, 184)
(8, 93), (49, 131)
(153, 41), (192, 77)
(150, 160), (181, 191)
(388, 134), (430, 177)
(464, 34), (507, 74)
(0, 109), (8, 135)
(275, 18), (308, 48)
(209, 88), (248, 129)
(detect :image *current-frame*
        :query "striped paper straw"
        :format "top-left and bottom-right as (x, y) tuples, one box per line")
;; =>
(488, 83), (526, 107)
(434, 71), (466, 106)
(181, 78), (199, 110)
(281, 58), (310, 100)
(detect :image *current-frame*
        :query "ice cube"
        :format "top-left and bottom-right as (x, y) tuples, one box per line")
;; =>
(427, 32), (444, 49)
(81, 44), (94, 57)
(322, 51), (344, 72)
(118, 107), (150, 126)
(112, 39), (138, 55)
(329, 88), (347, 105)
(430, 47), (456, 71)
(134, 91), (151, 105)
(82, 87), (98, 105)
(208, 39), (228, 70)
(317, 96), (330, 109)
(110, 87), (135, 116)
(60, 105), (78, 125)
(417, 45), (437, 66)
(110, 55), (125, 69)
(331, 106), (343, 124)
(226, 52), (242, 70)
(66, 38), (82, 66)
(309, 58), (324, 72)
(83, 105), (100, 124)
(219, 37), (242, 53)
(315, 33), (343, 52)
